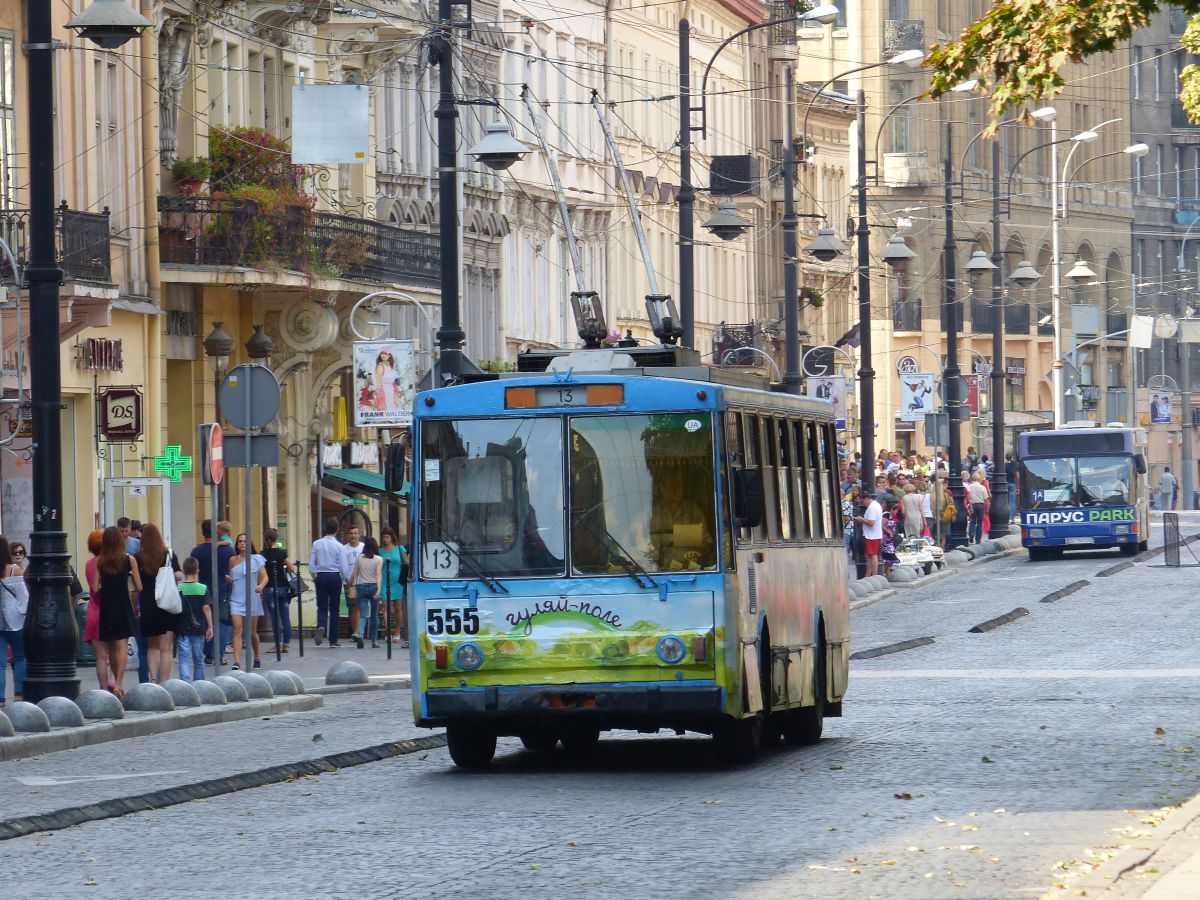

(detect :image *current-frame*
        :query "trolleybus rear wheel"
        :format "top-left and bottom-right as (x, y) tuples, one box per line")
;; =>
(1138, 539), (1149, 552)
(1120, 542), (1138, 556)
(782, 642), (825, 746)
(446, 725), (497, 769)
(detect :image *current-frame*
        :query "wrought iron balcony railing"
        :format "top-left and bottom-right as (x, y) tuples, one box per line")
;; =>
(714, 322), (762, 367)
(0, 202), (113, 283)
(970, 298), (994, 334)
(1004, 301), (1031, 335)
(157, 195), (440, 287)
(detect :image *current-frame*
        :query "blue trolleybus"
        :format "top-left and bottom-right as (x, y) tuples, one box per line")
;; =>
(408, 347), (850, 767)
(1018, 425), (1150, 560)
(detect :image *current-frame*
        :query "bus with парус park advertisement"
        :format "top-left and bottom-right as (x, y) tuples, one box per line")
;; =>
(408, 346), (849, 768)
(1018, 425), (1150, 561)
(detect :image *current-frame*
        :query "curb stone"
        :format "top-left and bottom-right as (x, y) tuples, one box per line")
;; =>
(0, 694), (322, 762)
(0, 733), (447, 840)
(1076, 792), (1200, 897)
(309, 677), (411, 695)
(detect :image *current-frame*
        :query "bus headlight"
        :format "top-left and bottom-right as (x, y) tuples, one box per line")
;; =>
(456, 642), (484, 671)
(1028, 528), (1045, 538)
(656, 635), (686, 665)
(1114, 525), (1131, 535)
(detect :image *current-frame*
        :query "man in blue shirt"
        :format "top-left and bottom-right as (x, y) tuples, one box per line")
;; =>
(192, 518), (235, 665)
(118, 517), (140, 555)
(310, 517), (345, 647)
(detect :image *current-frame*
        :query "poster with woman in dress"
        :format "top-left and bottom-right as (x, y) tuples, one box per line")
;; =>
(353, 340), (416, 427)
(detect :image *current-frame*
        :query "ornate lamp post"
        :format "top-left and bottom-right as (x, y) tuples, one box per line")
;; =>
(20, 0), (149, 702)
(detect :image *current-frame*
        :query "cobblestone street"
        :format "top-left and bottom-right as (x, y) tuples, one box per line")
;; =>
(3, 531), (1198, 899)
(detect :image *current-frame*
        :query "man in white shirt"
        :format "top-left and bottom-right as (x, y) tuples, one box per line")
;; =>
(965, 474), (990, 543)
(309, 518), (345, 647)
(341, 525), (365, 637)
(1159, 467), (1178, 510)
(855, 493), (884, 577)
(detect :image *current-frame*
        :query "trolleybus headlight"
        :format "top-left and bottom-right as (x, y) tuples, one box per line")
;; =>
(656, 635), (686, 665)
(1028, 528), (1045, 538)
(456, 642), (484, 671)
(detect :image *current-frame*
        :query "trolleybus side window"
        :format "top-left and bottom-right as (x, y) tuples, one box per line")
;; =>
(761, 415), (781, 542)
(794, 419), (813, 540)
(726, 411), (752, 544)
(806, 420), (825, 539)
(719, 414), (737, 569)
(776, 417), (794, 541)
(824, 423), (841, 538)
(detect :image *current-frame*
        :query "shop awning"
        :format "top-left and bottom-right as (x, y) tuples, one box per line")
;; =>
(323, 466), (409, 498)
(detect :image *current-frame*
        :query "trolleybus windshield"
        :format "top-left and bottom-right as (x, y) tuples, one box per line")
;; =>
(1020, 456), (1134, 509)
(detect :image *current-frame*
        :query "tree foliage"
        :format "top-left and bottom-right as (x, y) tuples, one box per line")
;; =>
(926, 1), (1200, 132)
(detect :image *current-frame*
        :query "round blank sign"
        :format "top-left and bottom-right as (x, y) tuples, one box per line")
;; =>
(218, 364), (281, 431)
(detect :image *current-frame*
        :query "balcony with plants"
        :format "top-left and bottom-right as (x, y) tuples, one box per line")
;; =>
(159, 127), (438, 287)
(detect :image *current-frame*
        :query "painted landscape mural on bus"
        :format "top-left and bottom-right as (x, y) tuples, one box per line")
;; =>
(419, 590), (733, 688)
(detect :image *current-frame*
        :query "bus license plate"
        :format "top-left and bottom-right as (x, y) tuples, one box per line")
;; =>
(1065, 536), (1094, 545)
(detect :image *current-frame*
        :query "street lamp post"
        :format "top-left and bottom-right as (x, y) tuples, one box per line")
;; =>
(20, 0), (149, 702)
(942, 118), (969, 547)
(988, 141), (1010, 536)
(676, 5), (840, 350)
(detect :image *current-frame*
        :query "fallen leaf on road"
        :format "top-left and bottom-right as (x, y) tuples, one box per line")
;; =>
(924, 873), (934, 879)
(566, 841), (580, 848)
(83, 878), (98, 887)
(703, 799), (725, 805)
(993, 808), (1006, 814)
(880, 859), (897, 865)
(961, 825), (979, 831)
(806, 865), (829, 870)
(312, 734), (324, 743)
(905, 846), (923, 853)
(530, 863), (542, 871)
(830, 764), (843, 770)
(894, 793), (913, 800)
(850, 868), (860, 875)
(981, 755), (995, 763)
(1155, 727), (1166, 735)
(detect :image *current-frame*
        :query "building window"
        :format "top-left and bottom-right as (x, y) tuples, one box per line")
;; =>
(1156, 144), (1165, 196)
(0, 31), (14, 208)
(1155, 54), (1163, 101)
(888, 80), (911, 152)
(1132, 46), (1141, 100)
(1005, 357), (1026, 411)
(1133, 148), (1143, 194)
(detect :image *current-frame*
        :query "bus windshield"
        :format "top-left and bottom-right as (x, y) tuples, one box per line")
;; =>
(1020, 456), (1134, 509)
(570, 413), (718, 575)
(420, 417), (566, 578)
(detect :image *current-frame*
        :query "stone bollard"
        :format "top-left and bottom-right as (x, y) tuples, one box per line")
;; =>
(191, 680), (228, 705)
(37, 696), (85, 728)
(160, 679), (202, 708)
(76, 690), (126, 720)
(123, 682), (176, 713)
(212, 675), (249, 703)
(263, 670), (299, 696)
(4, 701), (51, 733)
(326, 660), (369, 686)
(229, 671), (274, 700)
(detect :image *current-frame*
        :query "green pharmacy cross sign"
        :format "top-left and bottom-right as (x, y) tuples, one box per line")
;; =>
(153, 445), (193, 483)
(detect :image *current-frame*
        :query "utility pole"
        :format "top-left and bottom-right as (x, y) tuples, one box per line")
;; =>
(677, 19), (695, 349)
(1049, 117), (1064, 427)
(433, 0), (466, 376)
(989, 140), (1010, 536)
(944, 119), (968, 546)
(781, 70), (801, 395)
(856, 91), (875, 493)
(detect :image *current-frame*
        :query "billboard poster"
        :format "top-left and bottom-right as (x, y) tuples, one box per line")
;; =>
(1150, 391), (1174, 424)
(807, 374), (846, 429)
(353, 340), (416, 428)
(965, 374), (980, 418)
(898, 373), (936, 422)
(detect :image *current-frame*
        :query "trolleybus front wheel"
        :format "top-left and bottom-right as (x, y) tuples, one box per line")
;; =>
(559, 726), (601, 756)
(446, 724), (497, 769)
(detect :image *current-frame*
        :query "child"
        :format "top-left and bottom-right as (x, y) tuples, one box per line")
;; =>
(880, 506), (900, 577)
(177, 557), (213, 682)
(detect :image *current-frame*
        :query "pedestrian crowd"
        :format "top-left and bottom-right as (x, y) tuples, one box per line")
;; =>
(838, 446), (1020, 579)
(1, 514), (410, 706)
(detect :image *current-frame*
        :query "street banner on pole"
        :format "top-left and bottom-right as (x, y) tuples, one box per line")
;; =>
(1150, 391), (1174, 424)
(353, 339), (416, 428)
(899, 373), (936, 422)
(965, 375), (980, 418)
(291, 83), (369, 164)
(1130, 314), (1154, 349)
(806, 374), (846, 429)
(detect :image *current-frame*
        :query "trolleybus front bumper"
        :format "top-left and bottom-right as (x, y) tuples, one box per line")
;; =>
(425, 683), (723, 719)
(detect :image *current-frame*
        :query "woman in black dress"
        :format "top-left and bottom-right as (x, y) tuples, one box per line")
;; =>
(136, 523), (180, 684)
(90, 525), (141, 699)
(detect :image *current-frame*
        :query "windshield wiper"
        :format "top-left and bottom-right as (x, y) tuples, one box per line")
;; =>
(420, 518), (508, 593)
(572, 509), (658, 589)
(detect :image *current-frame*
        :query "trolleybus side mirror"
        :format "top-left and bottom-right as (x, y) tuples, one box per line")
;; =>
(733, 468), (764, 529)
(1135, 453), (1147, 475)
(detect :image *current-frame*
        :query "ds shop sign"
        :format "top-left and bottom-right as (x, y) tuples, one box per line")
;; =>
(1023, 508), (1135, 525)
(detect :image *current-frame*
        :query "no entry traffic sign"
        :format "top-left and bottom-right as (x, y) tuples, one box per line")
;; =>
(200, 422), (224, 485)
